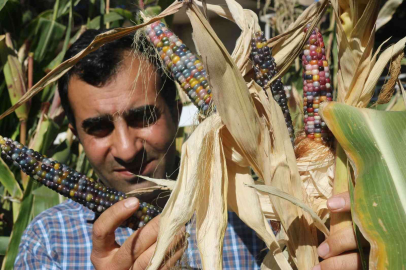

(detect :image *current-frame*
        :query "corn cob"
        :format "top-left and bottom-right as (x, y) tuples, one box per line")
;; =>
(250, 31), (295, 143)
(145, 21), (213, 112)
(0, 135), (160, 229)
(301, 25), (333, 143)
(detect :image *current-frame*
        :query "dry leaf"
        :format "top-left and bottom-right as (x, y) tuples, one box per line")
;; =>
(377, 52), (404, 104)
(376, 0), (404, 31)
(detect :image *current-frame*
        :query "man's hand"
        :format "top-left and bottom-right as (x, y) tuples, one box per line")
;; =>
(313, 192), (361, 270)
(91, 197), (186, 270)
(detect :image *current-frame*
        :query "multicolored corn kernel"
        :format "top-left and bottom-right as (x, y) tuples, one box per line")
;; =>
(145, 21), (213, 113)
(249, 31), (295, 143)
(0, 136), (160, 230)
(301, 25), (333, 143)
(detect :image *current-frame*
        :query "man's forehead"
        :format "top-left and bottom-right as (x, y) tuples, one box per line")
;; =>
(67, 57), (163, 123)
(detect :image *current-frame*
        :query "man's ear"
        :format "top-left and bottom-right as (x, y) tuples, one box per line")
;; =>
(68, 123), (79, 141)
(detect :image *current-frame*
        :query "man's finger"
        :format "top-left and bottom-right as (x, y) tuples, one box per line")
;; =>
(159, 241), (188, 270)
(327, 192), (351, 212)
(317, 226), (357, 259)
(313, 252), (361, 270)
(92, 197), (139, 256)
(112, 215), (161, 268)
(131, 229), (187, 270)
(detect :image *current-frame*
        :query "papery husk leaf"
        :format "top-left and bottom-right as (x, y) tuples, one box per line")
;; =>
(147, 115), (225, 269)
(295, 139), (334, 200)
(321, 102), (406, 270)
(131, 176), (176, 190)
(376, 0), (404, 31)
(222, 128), (290, 268)
(247, 184), (329, 237)
(377, 52), (403, 104)
(224, 0), (260, 76)
(268, 0), (328, 82)
(0, 0), (184, 120)
(194, 0), (261, 77)
(256, 192), (278, 220)
(195, 120), (228, 269)
(226, 164), (292, 270)
(358, 37), (406, 107)
(330, 0), (379, 105)
(186, 1), (261, 173)
(294, 136), (334, 223)
(194, 1), (233, 21)
(249, 82), (319, 269)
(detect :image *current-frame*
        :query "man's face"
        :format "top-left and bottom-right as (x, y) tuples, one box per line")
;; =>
(68, 53), (179, 193)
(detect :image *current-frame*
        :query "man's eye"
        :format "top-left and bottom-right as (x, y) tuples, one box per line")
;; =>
(85, 123), (114, 137)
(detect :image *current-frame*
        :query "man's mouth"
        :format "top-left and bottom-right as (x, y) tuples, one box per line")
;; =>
(113, 160), (153, 178)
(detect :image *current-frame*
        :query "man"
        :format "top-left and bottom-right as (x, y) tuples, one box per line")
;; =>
(14, 29), (266, 269)
(15, 29), (360, 270)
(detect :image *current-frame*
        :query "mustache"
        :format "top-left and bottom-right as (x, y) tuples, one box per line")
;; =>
(112, 148), (151, 172)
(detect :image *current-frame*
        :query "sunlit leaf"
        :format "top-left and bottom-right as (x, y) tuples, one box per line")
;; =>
(32, 18), (66, 63)
(0, 0), (22, 36)
(321, 102), (406, 270)
(88, 12), (124, 29)
(247, 184), (329, 236)
(0, 237), (9, 256)
(0, 34), (29, 121)
(0, 0), (8, 11)
(32, 185), (60, 218)
(1, 180), (35, 270)
(45, 0), (74, 71)
(0, 158), (22, 200)
(376, 0), (403, 31)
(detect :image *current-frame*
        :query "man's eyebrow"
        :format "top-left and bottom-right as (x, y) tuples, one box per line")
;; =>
(81, 114), (112, 130)
(81, 105), (158, 130)
(125, 104), (157, 116)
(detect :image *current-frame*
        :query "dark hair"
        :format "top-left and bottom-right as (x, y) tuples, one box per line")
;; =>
(58, 29), (177, 129)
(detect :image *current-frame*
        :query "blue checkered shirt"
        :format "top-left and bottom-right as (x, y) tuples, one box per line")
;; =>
(15, 199), (267, 269)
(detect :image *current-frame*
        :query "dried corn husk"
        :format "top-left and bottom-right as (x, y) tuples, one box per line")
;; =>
(330, 0), (406, 108)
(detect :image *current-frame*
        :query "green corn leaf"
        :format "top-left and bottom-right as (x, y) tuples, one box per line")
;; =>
(32, 18), (66, 63)
(0, 237), (10, 256)
(348, 163), (368, 270)
(51, 139), (71, 165)
(0, 1), (22, 35)
(0, 34), (29, 121)
(145, 6), (162, 17)
(88, 12), (124, 29)
(1, 180), (36, 270)
(111, 8), (134, 22)
(0, 0), (8, 11)
(32, 185), (60, 218)
(0, 159), (22, 200)
(56, 0), (80, 18)
(45, 0), (74, 71)
(321, 102), (406, 269)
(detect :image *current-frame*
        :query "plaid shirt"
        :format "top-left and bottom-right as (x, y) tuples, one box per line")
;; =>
(15, 199), (266, 269)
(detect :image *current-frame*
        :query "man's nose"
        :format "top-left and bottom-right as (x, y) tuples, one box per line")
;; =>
(110, 122), (143, 164)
